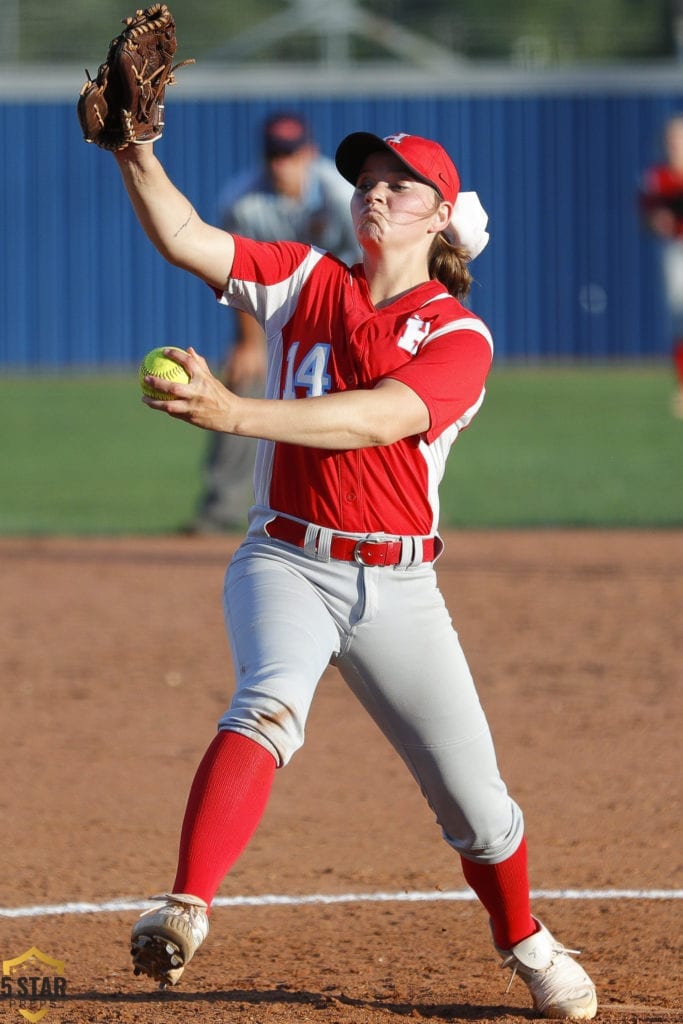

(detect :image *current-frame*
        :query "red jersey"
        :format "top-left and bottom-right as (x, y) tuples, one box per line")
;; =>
(218, 238), (493, 536)
(639, 164), (683, 237)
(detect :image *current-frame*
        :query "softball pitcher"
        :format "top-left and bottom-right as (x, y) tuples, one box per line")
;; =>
(108, 128), (598, 1019)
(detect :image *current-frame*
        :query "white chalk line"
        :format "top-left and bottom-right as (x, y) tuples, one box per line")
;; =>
(1, 888), (681, 919)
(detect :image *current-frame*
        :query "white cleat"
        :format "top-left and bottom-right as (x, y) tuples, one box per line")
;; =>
(497, 919), (598, 1019)
(130, 892), (209, 987)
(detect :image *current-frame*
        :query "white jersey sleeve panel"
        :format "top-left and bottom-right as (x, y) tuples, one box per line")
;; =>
(218, 246), (326, 337)
(427, 316), (494, 353)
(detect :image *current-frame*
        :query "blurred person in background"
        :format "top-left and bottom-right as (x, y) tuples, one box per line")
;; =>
(187, 112), (359, 533)
(639, 113), (683, 419)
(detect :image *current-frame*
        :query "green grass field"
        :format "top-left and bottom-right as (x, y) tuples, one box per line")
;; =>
(1, 365), (681, 534)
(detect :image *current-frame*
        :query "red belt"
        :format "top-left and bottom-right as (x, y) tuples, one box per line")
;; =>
(264, 516), (436, 567)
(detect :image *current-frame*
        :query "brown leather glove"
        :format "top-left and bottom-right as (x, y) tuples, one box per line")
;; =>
(77, 4), (194, 151)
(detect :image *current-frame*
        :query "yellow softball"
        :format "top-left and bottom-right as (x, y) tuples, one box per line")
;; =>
(139, 347), (190, 400)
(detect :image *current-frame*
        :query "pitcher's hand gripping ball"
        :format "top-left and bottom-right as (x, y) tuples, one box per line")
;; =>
(139, 347), (190, 400)
(77, 4), (194, 151)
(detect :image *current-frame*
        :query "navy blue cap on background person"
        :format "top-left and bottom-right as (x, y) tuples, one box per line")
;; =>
(263, 113), (314, 159)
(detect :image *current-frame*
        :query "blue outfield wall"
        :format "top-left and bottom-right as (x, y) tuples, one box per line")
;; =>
(1, 88), (682, 368)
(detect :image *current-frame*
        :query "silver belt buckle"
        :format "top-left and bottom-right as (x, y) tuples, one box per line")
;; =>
(353, 535), (389, 566)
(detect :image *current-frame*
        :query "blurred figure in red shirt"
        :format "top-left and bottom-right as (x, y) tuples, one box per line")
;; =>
(639, 113), (683, 418)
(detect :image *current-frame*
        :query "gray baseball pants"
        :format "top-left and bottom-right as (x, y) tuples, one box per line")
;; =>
(218, 525), (524, 865)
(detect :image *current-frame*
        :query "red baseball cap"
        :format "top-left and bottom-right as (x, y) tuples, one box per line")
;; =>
(335, 131), (460, 205)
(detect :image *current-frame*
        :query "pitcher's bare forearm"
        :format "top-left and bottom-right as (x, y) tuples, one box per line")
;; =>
(114, 145), (235, 290)
(142, 348), (431, 448)
(226, 380), (430, 449)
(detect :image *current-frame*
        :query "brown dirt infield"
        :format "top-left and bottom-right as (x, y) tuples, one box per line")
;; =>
(0, 530), (681, 1024)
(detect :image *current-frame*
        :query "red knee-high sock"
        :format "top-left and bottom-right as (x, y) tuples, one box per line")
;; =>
(172, 730), (276, 906)
(460, 837), (536, 950)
